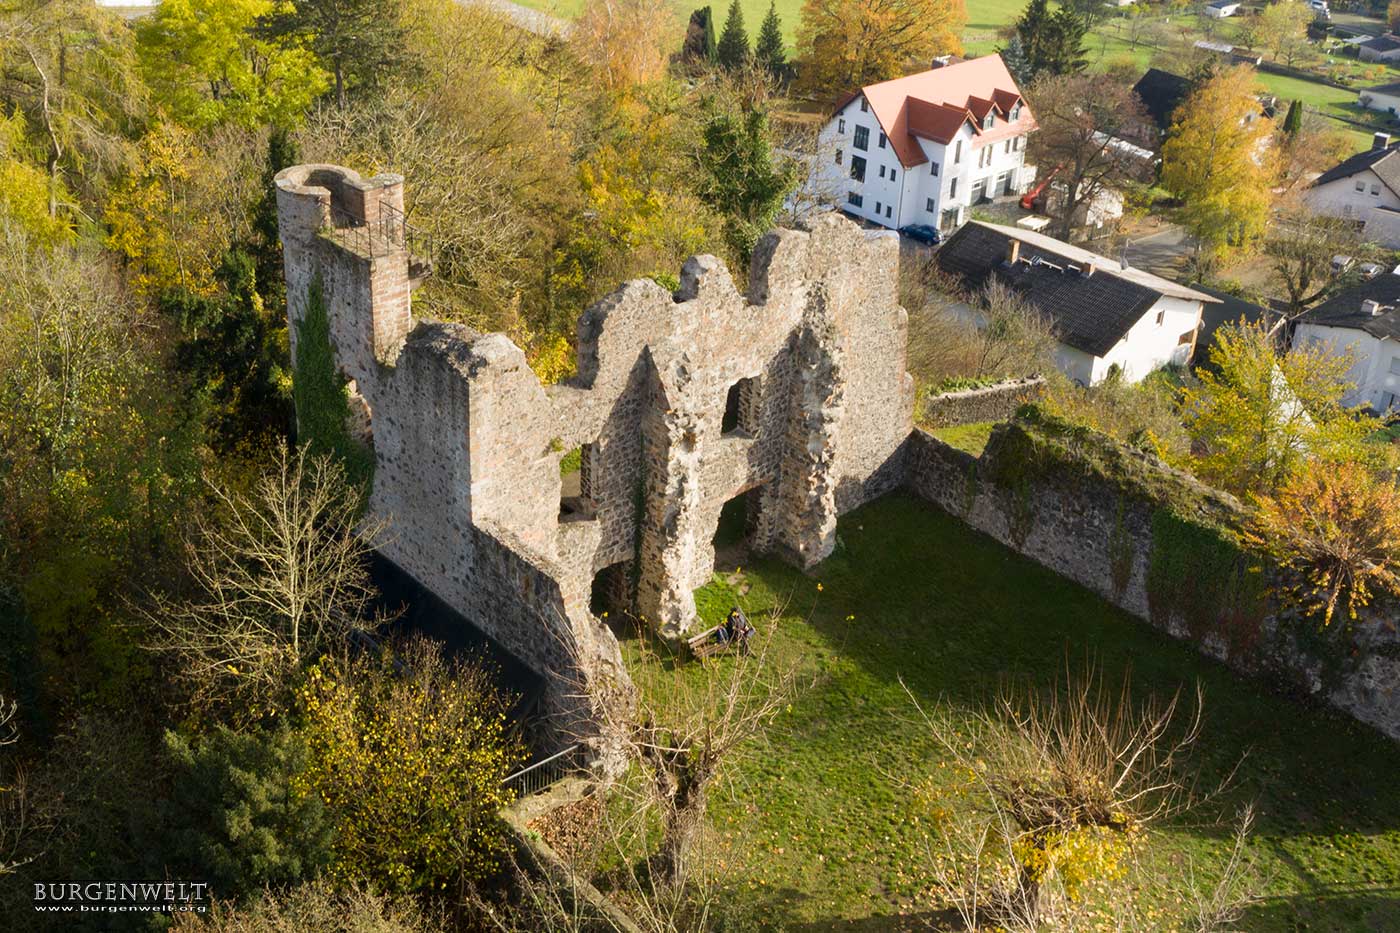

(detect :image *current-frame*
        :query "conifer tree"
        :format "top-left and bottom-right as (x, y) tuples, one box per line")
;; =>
(756, 2), (786, 76)
(703, 5), (719, 61)
(1013, 0), (1086, 79)
(717, 0), (750, 70)
(1282, 98), (1303, 136)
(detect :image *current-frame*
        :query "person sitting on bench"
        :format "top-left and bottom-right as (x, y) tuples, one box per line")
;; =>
(716, 608), (740, 644)
(730, 608), (754, 654)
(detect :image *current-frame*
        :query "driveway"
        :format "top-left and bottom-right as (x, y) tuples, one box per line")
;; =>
(1123, 225), (1193, 279)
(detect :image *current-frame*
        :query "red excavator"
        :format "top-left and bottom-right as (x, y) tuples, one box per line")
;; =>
(1019, 166), (1058, 212)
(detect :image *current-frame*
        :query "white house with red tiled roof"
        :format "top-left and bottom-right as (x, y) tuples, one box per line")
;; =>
(808, 55), (1037, 233)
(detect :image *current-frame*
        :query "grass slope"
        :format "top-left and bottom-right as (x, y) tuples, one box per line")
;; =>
(620, 494), (1400, 929)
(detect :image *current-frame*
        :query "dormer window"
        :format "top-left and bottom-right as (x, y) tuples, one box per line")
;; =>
(983, 113), (995, 129)
(1010, 103), (1022, 121)
(860, 97), (868, 112)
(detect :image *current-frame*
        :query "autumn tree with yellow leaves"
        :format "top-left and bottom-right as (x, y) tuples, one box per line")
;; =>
(293, 635), (524, 894)
(1248, 460), (1400, 627)
(795, 0), (966, 96)
(1161, 66), (1275, 273)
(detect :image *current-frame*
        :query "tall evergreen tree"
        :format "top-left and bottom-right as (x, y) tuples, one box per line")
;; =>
(999, 34), (1032, 85)
(1013, 0), (1086, 79)
(703, 5), (719, 61)
(717, 0), (750, 70)
(1283, 98), (1303, 136)
(257, 0), (412, 109)
(696, 107), (799, 263)
(756, 2), (786, 76)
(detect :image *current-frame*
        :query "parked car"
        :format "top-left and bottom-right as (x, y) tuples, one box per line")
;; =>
(899, 224), (942, 245)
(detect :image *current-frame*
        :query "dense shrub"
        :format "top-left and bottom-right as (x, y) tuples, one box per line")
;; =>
(164, 726), (332, 899)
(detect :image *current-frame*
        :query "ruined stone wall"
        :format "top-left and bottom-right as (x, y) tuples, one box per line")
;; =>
(276, 164), (913, 751)
(921, 376), (1047, 429)
(902, 426), (1400, 741)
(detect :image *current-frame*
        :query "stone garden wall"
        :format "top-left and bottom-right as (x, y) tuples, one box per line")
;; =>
(902, 416), (1400, 740)
(921, 376), (1046, 428)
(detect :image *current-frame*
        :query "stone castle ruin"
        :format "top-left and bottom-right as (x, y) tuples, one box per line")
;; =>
(274, 164), (914, 746)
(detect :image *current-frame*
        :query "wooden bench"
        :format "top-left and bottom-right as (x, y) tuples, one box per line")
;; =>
(686, 614), (756, 661)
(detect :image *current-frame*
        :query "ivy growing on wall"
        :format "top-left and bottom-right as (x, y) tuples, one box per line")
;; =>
(1108, 496), (1135, 599)
(293, 277), (374, 490)
(1145, 509), (1267, 658)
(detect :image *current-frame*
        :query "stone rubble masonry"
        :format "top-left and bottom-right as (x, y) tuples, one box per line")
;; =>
(922, 376), (1047, 428)
(275, 164), (914, 756)
(902, 427), (1400, 741)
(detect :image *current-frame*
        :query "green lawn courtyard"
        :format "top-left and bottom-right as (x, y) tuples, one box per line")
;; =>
(617, 493), (1400, 930)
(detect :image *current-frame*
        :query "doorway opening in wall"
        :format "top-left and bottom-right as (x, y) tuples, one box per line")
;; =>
(711, 487), (761, 576)
(590, 561), (632, 634)
(721, 377), (759, 437)
(559, 443), (596, 523)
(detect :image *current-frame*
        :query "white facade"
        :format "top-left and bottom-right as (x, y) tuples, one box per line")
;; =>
(1205, 3), (1240, 19)
(1087, 295), (1201, 385)
(951, 294), (1200, 386)
(1305, 169), (1400, 248)
(1360, 87), (1400, 115)
(811, 94), (1034, 233)
(1295, 319), (1400, 412)
(1360, 39), (1400, 63)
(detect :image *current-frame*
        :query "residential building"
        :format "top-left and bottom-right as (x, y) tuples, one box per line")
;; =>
(1358, 80), (1400, 115)
(1304, 133), (1400, 248)
(1188, 283), (1272, 367)
(1360, 34), (1400, 63)
(934, 222), (1218, 385)
(809, 54), (1037, 233)
(1205, 0), (1240, 17)
(1295, 274), (1400, 411)
(1132, 68), (1192, 139)
(1131, 67), (1273, 144)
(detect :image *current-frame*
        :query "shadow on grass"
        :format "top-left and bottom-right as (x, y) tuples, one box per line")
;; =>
(1241, 885), (1400, 931)
(671, 492), (1400, 929)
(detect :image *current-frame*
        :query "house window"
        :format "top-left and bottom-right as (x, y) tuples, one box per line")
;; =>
(850, 155), (866, 181)
(1177, 329), (1195, 345)
(875, 200), (882, 213)
(1155, 309), (1166, 326)
(835, 148), (842, 165)
(854, 125), (869, 151)
(890, 169), (897, 182)
(885, 205), (892, 218)
(926, 197), (935, 212)
(983, 113), (995, 129)
(1389, 356), (1400, 375)
(950, 177), (958, 198)
(1004, 140), (1011, 154)
(879, 165), (886, 178)
(930, 161), (939, 176)
(838, 118), (846, 133)
(847, 191), (863, 207)
(954, 140), (963, 164)
(1373, 183), (1382, 195)
(1357, 180), (1367, 192)
(879, 132), (887, 148)
(859, 98), (868, 112)
(1011, 103), (1022, 120)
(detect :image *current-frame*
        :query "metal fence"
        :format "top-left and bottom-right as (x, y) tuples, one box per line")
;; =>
(327, 203), (433, 264)
(502, 743), (583, 799)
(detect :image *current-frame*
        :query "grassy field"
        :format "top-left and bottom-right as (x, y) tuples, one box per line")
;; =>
(618, 494), (1400, 929)
(928, 420), (995, 455)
